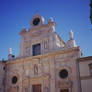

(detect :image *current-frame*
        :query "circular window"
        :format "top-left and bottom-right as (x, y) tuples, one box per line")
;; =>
(12, 76), (18, 84)
(59, 69), (68, 79)
(33, 18), (40, 26)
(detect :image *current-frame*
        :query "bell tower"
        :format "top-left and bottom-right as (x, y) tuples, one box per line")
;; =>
(19, 14), (65, 57)
(30, 14), (44, 27)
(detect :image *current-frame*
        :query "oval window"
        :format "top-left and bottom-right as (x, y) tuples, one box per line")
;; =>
(33, 18), (40, 26)
(12, 76), (18, 84)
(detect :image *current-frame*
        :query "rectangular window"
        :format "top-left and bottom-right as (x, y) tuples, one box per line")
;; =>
(32, 43), (41, 56)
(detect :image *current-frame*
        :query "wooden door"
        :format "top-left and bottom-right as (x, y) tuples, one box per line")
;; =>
(60, 89), (69, 92)
(32, 84), (41, 92)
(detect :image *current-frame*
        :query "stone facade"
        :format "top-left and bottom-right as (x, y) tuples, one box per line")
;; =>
(0, 14), (90, 92)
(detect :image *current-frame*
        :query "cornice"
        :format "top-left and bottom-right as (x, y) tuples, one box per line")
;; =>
(80, 75), (92, 80)
(78, 56), (92, 62)
(6, 58), (23, 65)
(6, 46), (80, 65)
(30, 24), (50, 31)
(20, 24), (51, 36)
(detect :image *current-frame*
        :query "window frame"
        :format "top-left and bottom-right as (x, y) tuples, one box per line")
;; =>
(32, 43), (41, 56)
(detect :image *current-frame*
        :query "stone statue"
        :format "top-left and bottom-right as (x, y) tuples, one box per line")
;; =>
(69, 30), (74, 40)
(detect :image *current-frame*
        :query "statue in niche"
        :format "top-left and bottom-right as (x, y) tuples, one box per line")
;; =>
(44, 41), (47, 49)
(34, 64), (38, 75)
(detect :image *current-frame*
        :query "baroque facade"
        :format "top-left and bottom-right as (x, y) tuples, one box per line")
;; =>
(0, 14), (92, 92)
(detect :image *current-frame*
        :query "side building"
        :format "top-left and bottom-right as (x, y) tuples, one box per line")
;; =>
(78, 56), (92, 92)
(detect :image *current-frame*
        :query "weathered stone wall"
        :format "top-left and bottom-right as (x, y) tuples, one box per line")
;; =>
(0, 62), (6, 92)
(4, 47), (81, 92)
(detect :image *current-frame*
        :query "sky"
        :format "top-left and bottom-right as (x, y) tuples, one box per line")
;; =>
(0, 0), (91, 60)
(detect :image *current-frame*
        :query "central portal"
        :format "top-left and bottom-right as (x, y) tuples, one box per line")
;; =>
(60, 89), (69, 92)
(32, 84), (41, 92)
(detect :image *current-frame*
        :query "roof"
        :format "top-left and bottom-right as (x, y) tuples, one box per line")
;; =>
(54, 32), (65, 45)
(78, 56), (92, 62)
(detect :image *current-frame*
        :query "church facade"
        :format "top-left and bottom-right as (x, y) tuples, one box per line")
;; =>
(0, 14), (92, 92)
